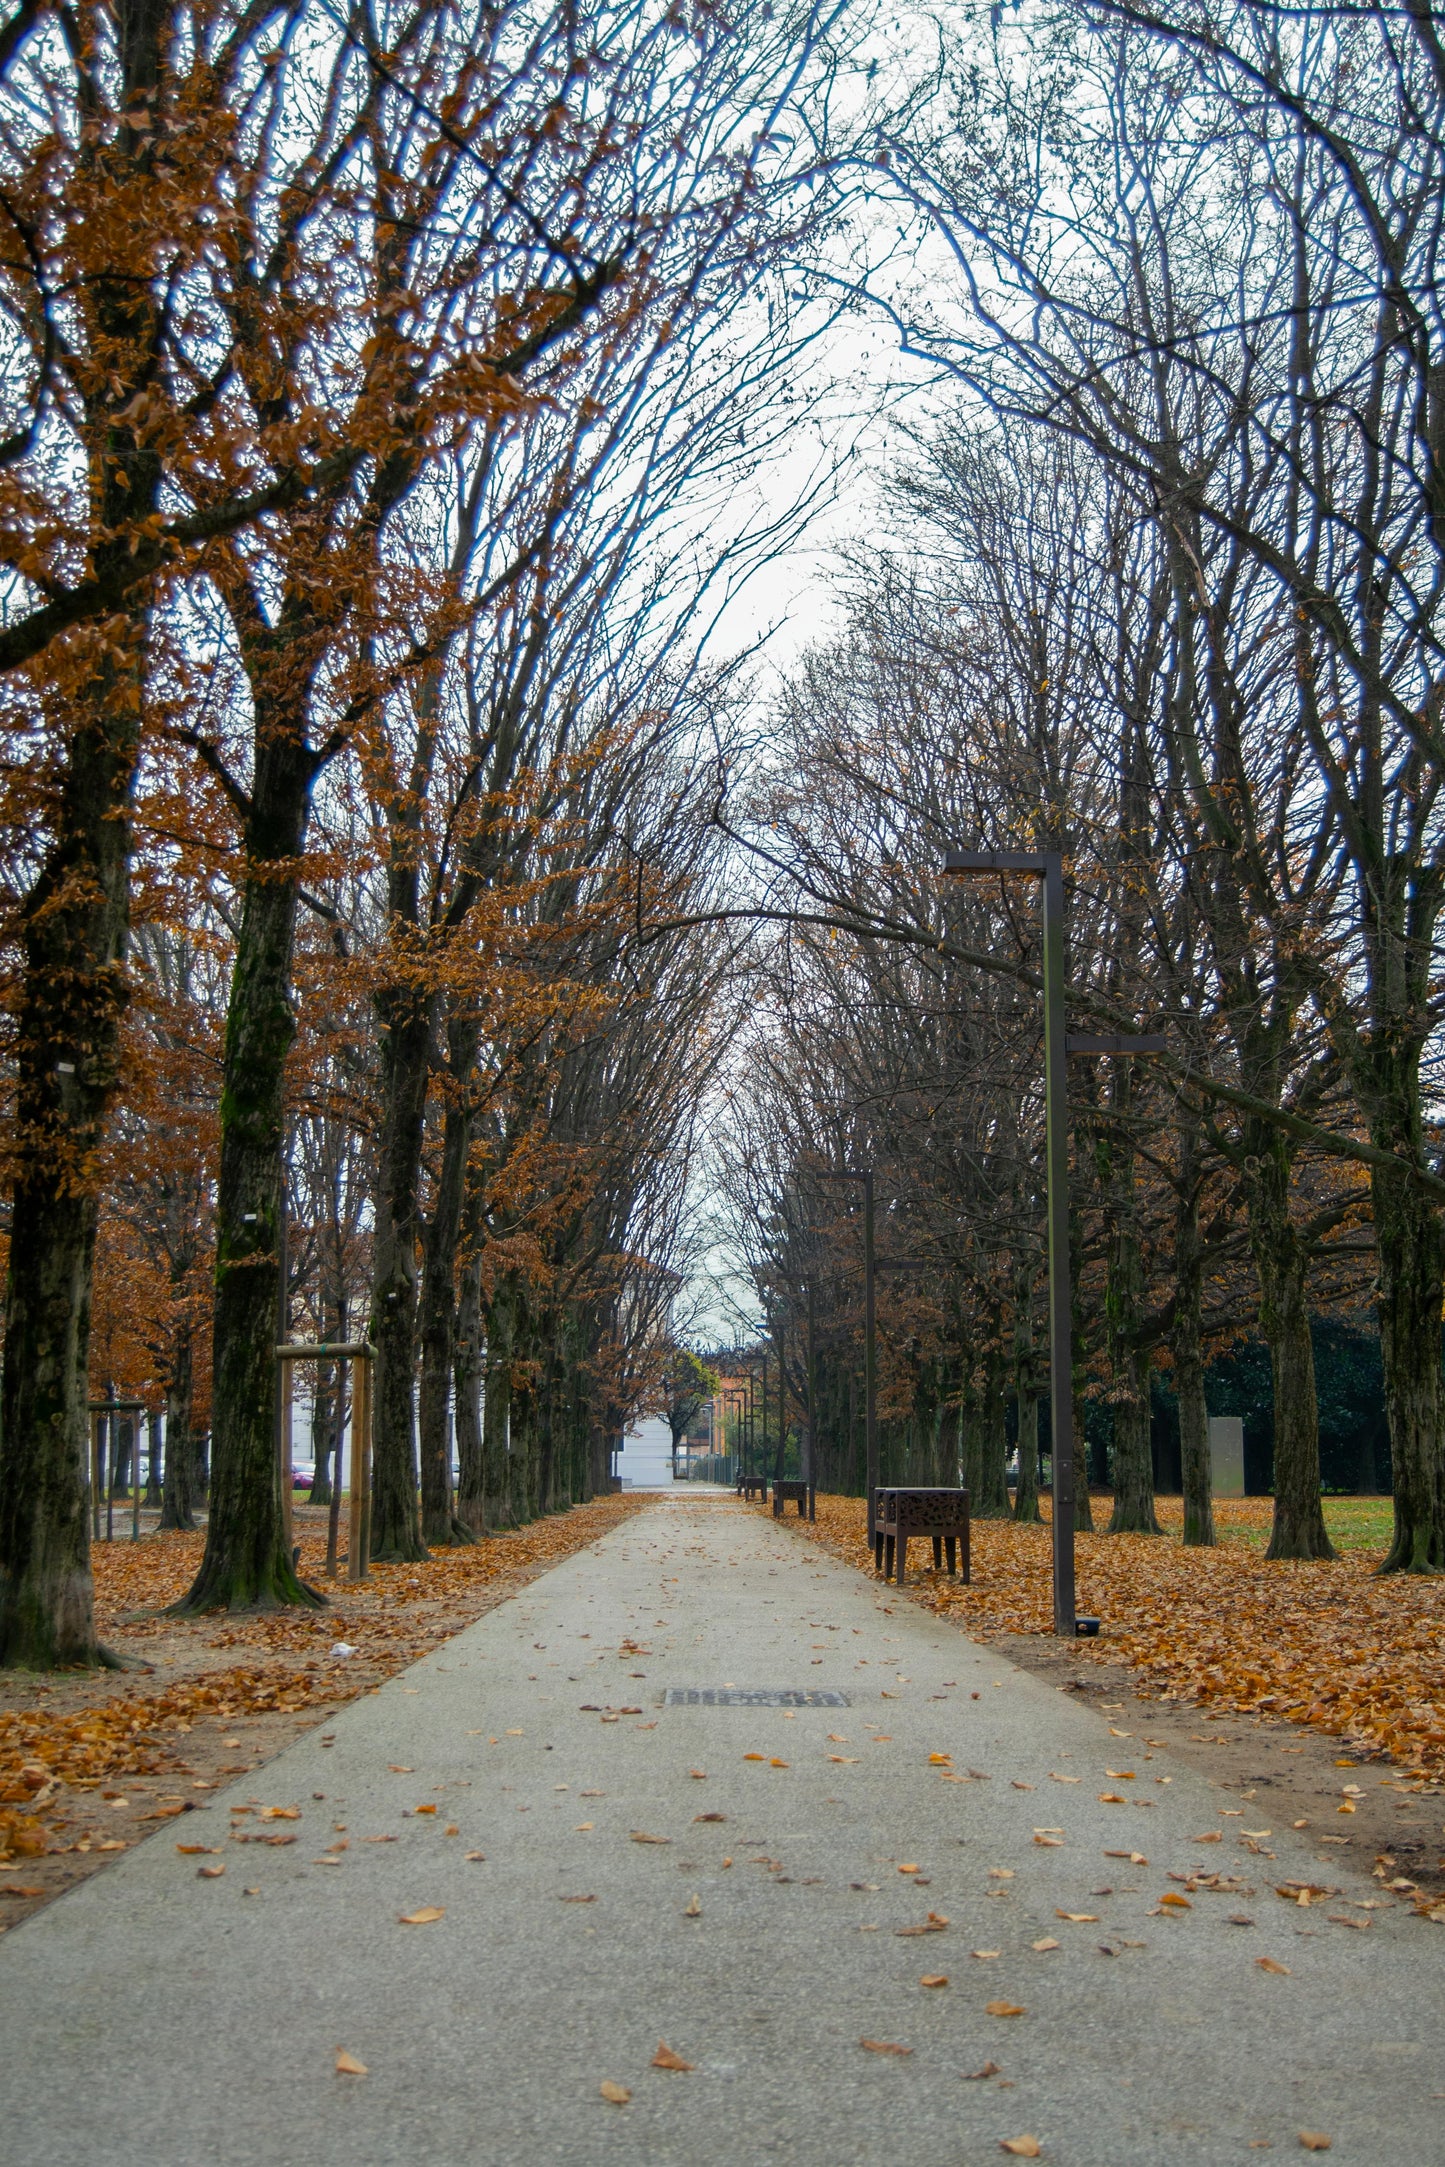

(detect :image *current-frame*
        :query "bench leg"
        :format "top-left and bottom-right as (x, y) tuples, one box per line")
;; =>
(962, 1522), (971, 1585)
(896, 1532), (907, 1586)
(883, 1533), (895, 1580)
(931, 1534), (943, 1571)
(808, 1486), (816, 1521)
(875, 1528), (885, 1573)
(944, 1534), (956, 1575)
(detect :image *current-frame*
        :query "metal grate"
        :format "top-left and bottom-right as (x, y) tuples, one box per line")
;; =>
(663, 1688), (850, 1709)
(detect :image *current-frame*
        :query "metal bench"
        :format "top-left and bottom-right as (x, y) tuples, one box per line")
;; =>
(872, 1486), (971, 1587)
(773, 1478), (816, 1520)
(737, 1474), (769, 1502)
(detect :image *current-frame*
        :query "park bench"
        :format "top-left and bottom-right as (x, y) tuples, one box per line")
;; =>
(773, 1478), (816, 1520)
(872, 1486), (971, 1587)
(737, 1474), (769, 1502)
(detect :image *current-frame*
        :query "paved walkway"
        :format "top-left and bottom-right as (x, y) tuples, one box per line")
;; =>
(1, 1494), (1435, 2163)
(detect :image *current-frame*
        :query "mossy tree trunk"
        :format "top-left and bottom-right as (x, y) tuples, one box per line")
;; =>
(1172, 1129), (1214, 1546)
(177, 705), (322, 1614)
(1242, 1127), (1334, 1561)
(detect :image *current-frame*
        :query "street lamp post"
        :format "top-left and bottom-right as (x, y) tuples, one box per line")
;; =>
(944, 849), (1163, 1636)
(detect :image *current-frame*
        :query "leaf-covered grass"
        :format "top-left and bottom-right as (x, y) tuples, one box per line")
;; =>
(790, 1492), (1445, 1777)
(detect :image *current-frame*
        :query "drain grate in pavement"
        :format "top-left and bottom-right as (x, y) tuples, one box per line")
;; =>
(663, 1688), (850, 1708)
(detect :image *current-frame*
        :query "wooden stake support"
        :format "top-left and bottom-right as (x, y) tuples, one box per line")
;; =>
(275, 1343), (373, 1581)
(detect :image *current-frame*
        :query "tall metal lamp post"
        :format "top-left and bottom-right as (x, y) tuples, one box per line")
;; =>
(943, 849), (1162, 1635)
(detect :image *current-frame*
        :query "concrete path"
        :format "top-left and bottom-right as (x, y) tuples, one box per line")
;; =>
(0, 1494), (1436, 2164)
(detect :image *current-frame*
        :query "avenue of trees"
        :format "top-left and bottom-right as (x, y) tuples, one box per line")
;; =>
(0, 0), (862, 1664)
(4, 0), (1445, 1675)
(717, 0), (1445, 1574)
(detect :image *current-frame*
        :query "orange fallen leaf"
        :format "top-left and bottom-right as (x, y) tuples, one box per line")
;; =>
(971, 1949), (1003, 1959)
(859, 2038), (912, 2056)
(413, 1804), (437, 1816)
(630, 1831), (670, 1845)
(986, 2001), (1027, 2018)
(1098, 1793), (1127, 1805)
(898, 1863), (921, 1874)
(689, 1770), (707, 1780)
(1159, 1893), (1191, 1910)
(919, 1974), (949, 1988)
(1256, 1956), (1290, 1975)
(1031, 1938), (1060, 1952)
(683, 1894), (701, 1916)
(768, 1758), (789, 1768)
(335, 2050), (368, 2077)
(652, 2041), (695, 2070)
(1297, 2136), (1331, 2153)
(963, 2061), (1000, 2080)
(1000, 2140), (1042, 2159)
(175, 1844), (218, 1855)
(742, 1753), (765, 1762)
(599, 2080), (631, 2105)
(398, 1906), (445, 1925)
(1055, 1911), (1098, 1923)
(197, 1864), (225, 1879)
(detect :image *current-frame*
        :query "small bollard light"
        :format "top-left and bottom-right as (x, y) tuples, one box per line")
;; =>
(1075, 1617), (1101, 1638)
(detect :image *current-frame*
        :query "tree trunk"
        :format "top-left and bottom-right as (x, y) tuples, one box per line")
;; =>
(0, 648), (143, 1666)
(417, 1033), (481, 1545)
(454, 1211), (486, 1537)
(482, 1277), (518, 1528)
(1172, 1140), (1214, 1547)
(1108, 1356), (1162, 1535)
(176, 718), (321, 1613)
(1245, 1131), (1334, 1561)
(1370, 1145), (1445, 1572)
(973, 1344), (1011, 1518)
(367, 981), (431, 1563)
(160, 1323), (195, 1530)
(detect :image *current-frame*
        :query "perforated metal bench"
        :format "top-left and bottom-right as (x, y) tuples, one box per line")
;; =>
(873, 1486), (971, 1587)
(773, 1478), (816, 1520)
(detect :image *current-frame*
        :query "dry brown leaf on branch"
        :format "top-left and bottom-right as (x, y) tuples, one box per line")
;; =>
(652, 2042), (695, 2070)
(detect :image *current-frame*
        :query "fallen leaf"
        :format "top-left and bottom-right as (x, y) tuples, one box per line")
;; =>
(652, 2041), (695, 2071)
(971, 1949), (1003, 1960)
(1297, 2137), (1331, 2153)
(1191, 1832), (1223, 1844)
(413, 1804), (437, 1816)
(859, 2038), (912, 2056)
(443, 1825), (459, 1838)
(1033, 1835), (1063, 1847)
(1000, 2139), (1042, 2159)
(919, 1973), (949, 1988)
(575, 1822), (594, 1831)
(197, 1864), (225, 1879)
(1159, 1893), (1192, 1910)
(1031, 1938), (1061, 1952)
(1104, 1851), (1148, 1864)
(689, 1770), (707, 1780)
(1104, 1770), (1135, 1781)
(559, 1894), (596, 1903)
(175, 1844), (218, 1856)
(599, 2080), (631, 2105)
(1056, 1911), (1098, 1923)
(464, 1851), (485, 1862)
(742, 1753), (765, 1762)
(898, 1862), (921, 1875)
(1011, 1780), (1035, 1791)
(398, 1906), (445, 1925)
(683, 1894), (701, 1917)
(768, 1758), (789, 1769)
(988, 1869), (1015, 1880)
(963, 2061), (1000, 2080)
(260, 1806), (300, 1821)
(986, 2001), (1027, 2018)
(829, 1754), (860, 1763)
(1256, 1956), (1290, 1975)
(335, 2050), (368, 2077)
(1098, 1793), (1127, 1805)
(388, 1766), (414, 1774)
